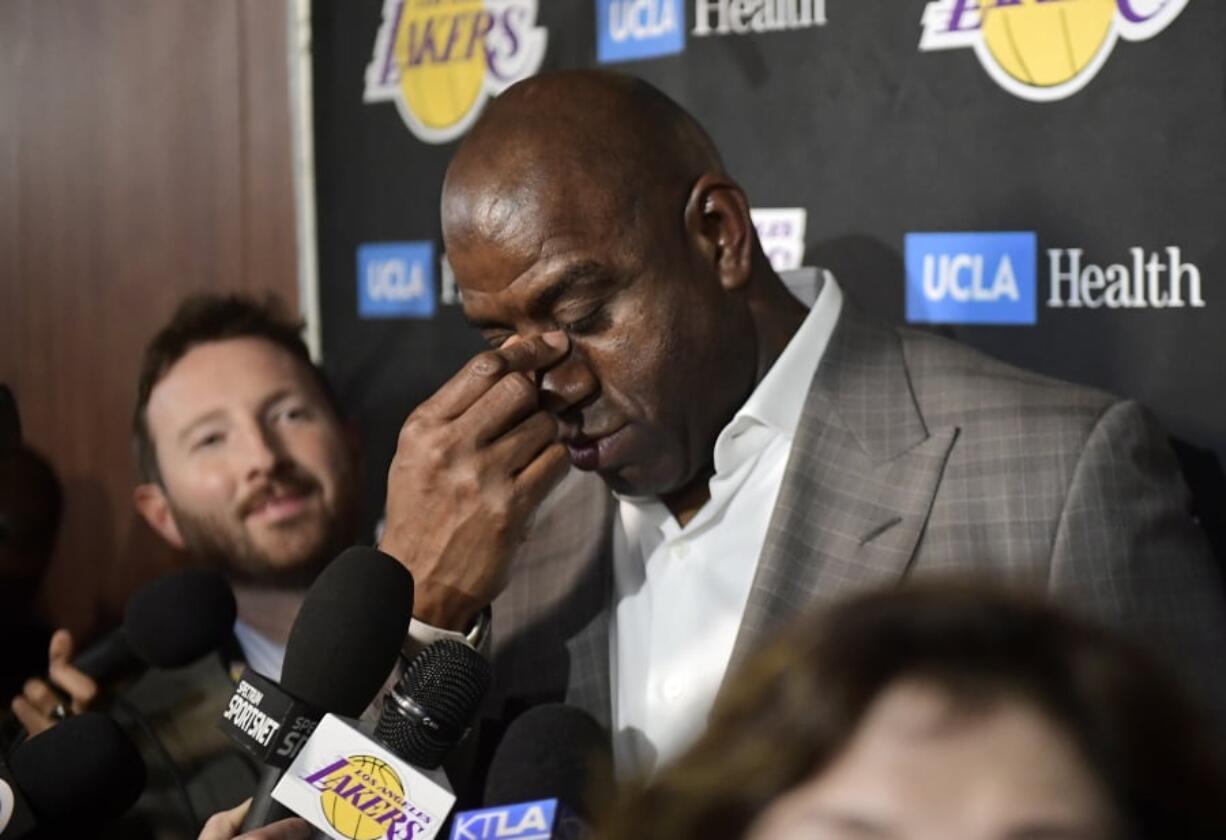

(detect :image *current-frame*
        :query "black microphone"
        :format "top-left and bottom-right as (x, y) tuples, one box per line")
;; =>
(450, 704), (611, 840)
(74, 566), (237, 681)
(1, 712), (146, 837)
(375, 638), (492, 769)
(2, 567), (237, 754)
(231, 546), (414, 831)
(263, 639), (488, 839)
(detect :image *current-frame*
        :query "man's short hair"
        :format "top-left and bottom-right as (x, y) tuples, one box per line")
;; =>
(132, 294), (339, 484)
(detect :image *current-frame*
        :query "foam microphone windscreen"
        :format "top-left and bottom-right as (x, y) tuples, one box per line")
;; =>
(483, 703), (612, 821)
(280, 546), (415, 717)
(125, 567), (237, 668)
(73, 567), (238, 681)
(10, 712), (146, 830)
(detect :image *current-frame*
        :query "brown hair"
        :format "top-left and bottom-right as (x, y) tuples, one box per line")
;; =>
(597, 582), (1226, 840)
(132, 293), (339, 483)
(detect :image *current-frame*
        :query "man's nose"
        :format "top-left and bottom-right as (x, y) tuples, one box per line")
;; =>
(538, 350), (598, 417)
(238, 422), (284, 480)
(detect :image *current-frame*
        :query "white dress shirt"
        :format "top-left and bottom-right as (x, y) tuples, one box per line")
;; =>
(610, 272), (843, 778)
(233, 619), (286, 682)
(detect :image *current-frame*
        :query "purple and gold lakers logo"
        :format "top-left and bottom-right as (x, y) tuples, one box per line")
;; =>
(364, 0), (547, 144)
(302, 754), (435, 839)
(920, 0), (1188, 101)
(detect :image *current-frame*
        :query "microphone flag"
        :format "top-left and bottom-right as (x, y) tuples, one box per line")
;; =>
(448, 799), (585, 840)
(273, 713), (455, 840)
(218, 669), (321, 769)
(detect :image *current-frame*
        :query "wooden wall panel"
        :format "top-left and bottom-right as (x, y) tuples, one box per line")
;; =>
(0, 0), (298, 639)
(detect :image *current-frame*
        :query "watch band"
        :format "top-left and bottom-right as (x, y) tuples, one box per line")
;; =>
(402, 606), (492, 659)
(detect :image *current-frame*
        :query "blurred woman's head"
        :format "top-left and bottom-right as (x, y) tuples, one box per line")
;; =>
(599, 582), (1226, 840)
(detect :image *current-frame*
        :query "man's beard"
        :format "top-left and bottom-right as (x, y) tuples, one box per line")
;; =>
(167, 496), (352, 591)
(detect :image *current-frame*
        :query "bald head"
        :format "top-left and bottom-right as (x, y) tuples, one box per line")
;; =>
(435, 72), (806, 506)
(442, 71), (725, 249)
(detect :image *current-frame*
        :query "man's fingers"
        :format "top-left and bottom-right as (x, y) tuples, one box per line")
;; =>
(459, 372), (546, 446)
(19, 678), (57, 716)
(417, 332), (569, 421)
(47, 628), (74, 664)
(48, 661), (98, 714)
(247, 818), (313, 840)
(198, 797), (310, 840)
(198, 799), (248, 840)
(497, 331), (569, 374)
(488, 410), (559, 473)
(45, 627), (96, 713)
(11, 696), (51, 736)
(513, 443), (571, 509)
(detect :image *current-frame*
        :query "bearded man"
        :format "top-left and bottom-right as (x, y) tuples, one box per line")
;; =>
(11, 294), (360, 838)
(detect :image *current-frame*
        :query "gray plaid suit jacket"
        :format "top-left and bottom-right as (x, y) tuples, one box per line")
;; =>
(485, 303), (1226, 734)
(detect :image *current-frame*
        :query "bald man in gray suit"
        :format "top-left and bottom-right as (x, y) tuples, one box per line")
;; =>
(378, 71), (1226, 777)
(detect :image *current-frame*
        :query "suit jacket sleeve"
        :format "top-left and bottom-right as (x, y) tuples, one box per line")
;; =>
(1049, 399), (1226, 726)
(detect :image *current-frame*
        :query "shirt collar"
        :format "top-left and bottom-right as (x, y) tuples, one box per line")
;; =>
(735, 269), (842, 436)
(710, 270), (843, 474)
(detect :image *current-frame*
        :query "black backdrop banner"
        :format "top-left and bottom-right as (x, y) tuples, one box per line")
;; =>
(311, 0), (1225, 538)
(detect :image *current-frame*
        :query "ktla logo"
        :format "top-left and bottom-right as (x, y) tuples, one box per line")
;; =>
(364, 0), (547, 144)
(920, 0), (1189, 102)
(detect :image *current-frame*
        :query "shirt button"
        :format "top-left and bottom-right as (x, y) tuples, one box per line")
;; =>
(661, 678), (684, 701)
(672, 542), (690, 560)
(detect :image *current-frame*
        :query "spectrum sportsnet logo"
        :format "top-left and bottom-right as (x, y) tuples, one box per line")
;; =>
(919, 0), (1189, 102)
(693, 0), (826, 36)
(364, 0), (547, 144)
(906, 232), (1204, 325)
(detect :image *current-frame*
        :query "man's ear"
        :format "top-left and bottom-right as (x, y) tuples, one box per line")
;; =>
(133, 483), (185, 549)
(683, 173), (754, 291)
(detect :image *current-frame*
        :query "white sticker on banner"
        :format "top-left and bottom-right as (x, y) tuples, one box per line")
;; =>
(751, 208), (807, 272)
(692, 0), (827, 36)
(364, 0), (548, 144)
(273, 714), (455, 840)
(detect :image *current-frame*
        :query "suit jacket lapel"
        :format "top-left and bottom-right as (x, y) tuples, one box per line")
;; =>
(730, 306), (957, 669)
(489, 469), (615, 728)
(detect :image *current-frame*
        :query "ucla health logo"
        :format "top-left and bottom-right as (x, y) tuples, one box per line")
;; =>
(364, 0), (547, 144)
(906, 232), (1037, 325)
(920, 0), (1189, 102)
(358, 242), (436, 319)
(597, 0), (685, 63)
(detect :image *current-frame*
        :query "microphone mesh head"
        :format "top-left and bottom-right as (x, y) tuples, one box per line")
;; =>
(376, 639), (491, 768)
(125, 567), (237, 668)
